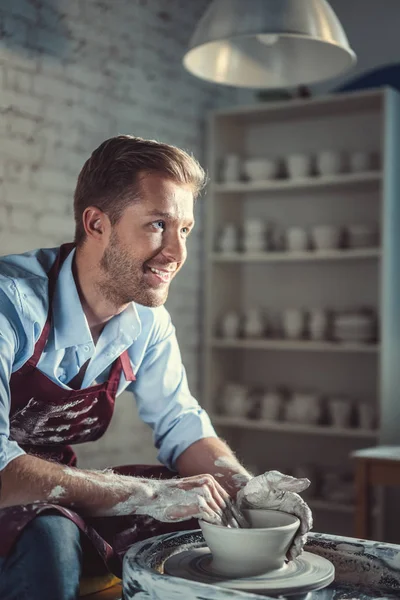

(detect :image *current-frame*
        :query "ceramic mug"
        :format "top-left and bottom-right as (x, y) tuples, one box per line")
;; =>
(217, 223), (238, 253)
(285, 227), (308, 252)
(221, 383), (248, 417)
(282, 308), (305, 339)
(328, 396), (352, 428)
(259, 390), (282, 420)
(290, 392), (321, 424)
(311, 225), (341, 251)
(242, 308), (265, 338)
(221, 154), (241, 182)
(316, 150), (344, 176)
(286, 153), (312, 179)
(308, 309), (329, 341)
(357, 402), (376, 430)
(349, 151), (372, 173)
(220, 311), (240, 338)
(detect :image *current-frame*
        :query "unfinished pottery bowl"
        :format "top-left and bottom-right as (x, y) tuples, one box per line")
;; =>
(200, 508), (300, 578)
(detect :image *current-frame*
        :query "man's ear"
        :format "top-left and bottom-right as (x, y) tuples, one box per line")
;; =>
(82, 207), (110, 241)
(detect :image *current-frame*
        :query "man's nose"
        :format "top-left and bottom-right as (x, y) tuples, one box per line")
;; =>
(161, 232), (186, 263)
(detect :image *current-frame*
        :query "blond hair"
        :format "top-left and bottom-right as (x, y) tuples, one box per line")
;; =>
(73, 135), (207, 245)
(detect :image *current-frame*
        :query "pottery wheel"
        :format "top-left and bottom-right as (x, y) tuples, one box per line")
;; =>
(164, 548), (335, 596)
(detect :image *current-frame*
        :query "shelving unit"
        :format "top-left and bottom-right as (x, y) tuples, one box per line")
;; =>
(211, 247), (381, 263)
(211, 415), (378, 440)
(211, 339), (380, 354)
(202, 88), (400, 538)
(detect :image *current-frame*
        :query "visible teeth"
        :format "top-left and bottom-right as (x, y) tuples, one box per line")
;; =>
(149, 267), (169, 278)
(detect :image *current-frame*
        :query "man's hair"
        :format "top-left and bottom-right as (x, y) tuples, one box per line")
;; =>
(73, 135), (207, 246)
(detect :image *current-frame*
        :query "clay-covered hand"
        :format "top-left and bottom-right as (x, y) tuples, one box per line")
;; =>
(137, 474), (239, 526)
(236, 470), (313, 560)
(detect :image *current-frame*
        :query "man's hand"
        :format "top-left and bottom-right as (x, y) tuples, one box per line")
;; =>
(136, 474), (238, 526)
(236, 470), (313, 560)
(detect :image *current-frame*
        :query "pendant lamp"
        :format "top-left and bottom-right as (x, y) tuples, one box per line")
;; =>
(183, 0), (356, 88)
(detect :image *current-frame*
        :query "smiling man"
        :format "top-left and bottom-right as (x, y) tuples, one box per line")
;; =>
(0, 136), (312, 600)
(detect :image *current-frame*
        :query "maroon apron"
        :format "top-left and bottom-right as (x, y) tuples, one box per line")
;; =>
(0, 243), (197, 577)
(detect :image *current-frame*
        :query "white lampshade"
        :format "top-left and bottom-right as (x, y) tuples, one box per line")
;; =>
(183, 0), (356, 88)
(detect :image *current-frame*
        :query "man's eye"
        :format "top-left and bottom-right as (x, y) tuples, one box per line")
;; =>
(152, 220), (165, 231)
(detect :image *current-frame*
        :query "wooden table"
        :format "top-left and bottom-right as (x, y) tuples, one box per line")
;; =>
(351, 445), (400, 539)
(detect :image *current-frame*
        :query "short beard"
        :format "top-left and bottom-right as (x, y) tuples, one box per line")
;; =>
(97, 229), (168, 308)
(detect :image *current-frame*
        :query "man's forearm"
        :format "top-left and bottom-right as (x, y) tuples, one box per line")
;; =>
(0, 454), (155, 517)
(175, 437), (252, 497)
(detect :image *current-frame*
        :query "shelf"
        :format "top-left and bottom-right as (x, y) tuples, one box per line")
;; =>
(211, 415), (378, 439)
(212, 170), (382, 194)
(211, 338), (380, 354)
(211, 248), (381, 264)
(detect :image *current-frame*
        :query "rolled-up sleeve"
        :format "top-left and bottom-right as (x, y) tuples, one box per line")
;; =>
(0, 289), (26, 471)
(130, 311), (217, 470)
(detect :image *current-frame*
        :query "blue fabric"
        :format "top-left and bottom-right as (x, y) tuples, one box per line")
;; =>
(0, 246), (217, 471)
(0, 515), (82, 600)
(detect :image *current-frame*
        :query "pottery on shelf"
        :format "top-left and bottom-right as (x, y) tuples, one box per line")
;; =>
(243, 158), (278, 181)
(316, 150), (344, 176)
(349, 150), (372, 173)
(220, 382), (248, 418)
(311, 225), (341, 251)
(282, 308), (306, 339)
(217, 223), (239, 253)
(219, 311), (240, 339)
(199, 508), (300, 578)
(285, 153), (312, 179)
(242, 308), (265, 338)
(327, 395), (353, 428)
(285, 227), (309, 252)
(220, 154), (241, 182)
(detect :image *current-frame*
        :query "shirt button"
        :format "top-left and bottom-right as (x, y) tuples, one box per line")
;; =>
(84, 345), (90, 352)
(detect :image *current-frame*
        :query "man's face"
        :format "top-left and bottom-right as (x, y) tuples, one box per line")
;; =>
(97, 173), (195, 307)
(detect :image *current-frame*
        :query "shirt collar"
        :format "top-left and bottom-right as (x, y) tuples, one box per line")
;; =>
(52, 247), (142, 351)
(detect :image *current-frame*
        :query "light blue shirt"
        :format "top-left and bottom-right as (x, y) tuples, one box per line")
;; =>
(0, 246), (217, 471)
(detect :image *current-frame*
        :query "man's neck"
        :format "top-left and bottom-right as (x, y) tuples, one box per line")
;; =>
(72, 246), (127, 340)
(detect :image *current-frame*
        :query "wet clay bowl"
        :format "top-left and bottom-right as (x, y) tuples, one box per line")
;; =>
(199, 508), (300, 578)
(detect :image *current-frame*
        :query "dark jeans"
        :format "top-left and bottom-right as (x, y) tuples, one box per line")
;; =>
(0, 515), (83, 600)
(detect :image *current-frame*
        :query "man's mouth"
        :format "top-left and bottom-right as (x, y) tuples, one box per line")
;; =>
(145, 265), (175, 285)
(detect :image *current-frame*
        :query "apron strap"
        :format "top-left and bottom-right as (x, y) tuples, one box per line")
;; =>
(119, 351), (136, 382)
(27, 243), (76, 367)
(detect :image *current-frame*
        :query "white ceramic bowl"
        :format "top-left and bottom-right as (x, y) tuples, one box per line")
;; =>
(244, 158), (277, 181)
(200, 508), (300, 577)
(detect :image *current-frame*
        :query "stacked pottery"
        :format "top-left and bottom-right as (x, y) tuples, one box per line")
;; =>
(243, 219), (266, 253)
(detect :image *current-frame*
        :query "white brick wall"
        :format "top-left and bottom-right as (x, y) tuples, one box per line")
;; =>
(0, 0), (237, 468)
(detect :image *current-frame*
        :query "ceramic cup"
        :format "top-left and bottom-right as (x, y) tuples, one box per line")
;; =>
(311, 225), (341, 251)
(242, 308), (265, 338)
(328, 396), (353, 428)
(259, 390), (282, 420)
(285, 227), (309, 252)
(286, 153), (312, 179)
(349, 151), (372, 173)
(220, 311), (240, 338)
(316, 150), (344, 176)
(220, 383), (248, 418)
(200, 508), (300, 577)
(221, 154), (241, 182)
(282, 308), (305, 339)
(308, 309), (329, 341)
(217, 223), (238, 253)
(357, 402), (376, 430)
